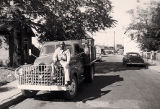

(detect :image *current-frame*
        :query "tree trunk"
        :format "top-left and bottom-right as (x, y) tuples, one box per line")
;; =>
(12, 29), (21, 67)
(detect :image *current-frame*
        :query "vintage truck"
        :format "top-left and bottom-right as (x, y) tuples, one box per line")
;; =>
(15, 38), (96, 99)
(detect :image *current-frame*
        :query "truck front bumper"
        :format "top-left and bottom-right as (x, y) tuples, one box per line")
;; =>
(18, 85), (68, 91)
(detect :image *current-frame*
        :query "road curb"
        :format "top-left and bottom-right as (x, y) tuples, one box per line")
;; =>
(143, 58), (160, 72)
(0, 92), (25, 109)
(148, 66), (160, 72)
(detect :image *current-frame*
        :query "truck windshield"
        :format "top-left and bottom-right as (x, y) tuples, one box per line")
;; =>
(41, 45), (55, 55)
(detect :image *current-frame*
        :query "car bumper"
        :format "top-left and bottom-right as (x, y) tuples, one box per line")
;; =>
(127, 63), (145, 65)
(18, 85), (68, 91)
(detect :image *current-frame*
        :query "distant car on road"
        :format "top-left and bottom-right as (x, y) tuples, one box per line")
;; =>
(123, 52), (146, 66)
(96, 53), (102, 62)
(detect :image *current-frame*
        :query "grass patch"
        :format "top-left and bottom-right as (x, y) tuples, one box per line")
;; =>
(0, 67), (16, 86)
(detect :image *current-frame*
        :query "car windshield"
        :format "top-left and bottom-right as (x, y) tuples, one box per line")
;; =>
(41, 45), (55, 55)
(127, 53), (140, 57)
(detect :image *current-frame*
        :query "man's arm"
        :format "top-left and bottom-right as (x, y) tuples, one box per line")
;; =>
(52, 47), (60, 63)
(66, 49), (71, 64)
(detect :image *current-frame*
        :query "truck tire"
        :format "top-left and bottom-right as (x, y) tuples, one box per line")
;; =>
(64, 76), (77, 100)
(122, 61), (125, 65)
(21, 90), (38, 98)
(85, 64), (95, 83)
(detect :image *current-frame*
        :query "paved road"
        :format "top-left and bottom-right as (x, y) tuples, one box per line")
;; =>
(10, 55), (160, 109)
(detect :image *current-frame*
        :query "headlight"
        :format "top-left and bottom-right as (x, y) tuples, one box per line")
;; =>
(15, 67), (23, 76)
(18, 68), (23, 75)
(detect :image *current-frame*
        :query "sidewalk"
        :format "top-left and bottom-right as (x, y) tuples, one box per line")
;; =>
(0, 80), (23, 109)
(144, 58), (160, 72)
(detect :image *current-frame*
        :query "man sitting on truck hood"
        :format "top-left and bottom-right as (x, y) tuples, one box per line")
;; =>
(52, 42), (71, 85)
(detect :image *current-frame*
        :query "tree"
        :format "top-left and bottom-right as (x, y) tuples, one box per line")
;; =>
(127, 1), (160, 51)
(0, 0), (116, 42)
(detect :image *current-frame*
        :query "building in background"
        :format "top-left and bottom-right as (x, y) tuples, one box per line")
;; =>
(95, 45), (104, 54)
(0, 35), (9, 66)
(0, 24), (39, 67)
(104, 46), (114, 54)
(123, 30), (141, 55)
(116, 44), (124, 55)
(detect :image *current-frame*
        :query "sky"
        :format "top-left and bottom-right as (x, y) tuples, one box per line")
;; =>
(93, 0), (138, 46)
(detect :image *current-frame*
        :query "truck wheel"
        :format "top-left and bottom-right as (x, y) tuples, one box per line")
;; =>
(85, 64), (95, 83)
(21, 90), (38, 98)
(122, 61), (125, 65)
(64, 76), (77, 100)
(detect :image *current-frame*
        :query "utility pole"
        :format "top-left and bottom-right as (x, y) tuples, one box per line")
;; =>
(114, 31), (115, 54)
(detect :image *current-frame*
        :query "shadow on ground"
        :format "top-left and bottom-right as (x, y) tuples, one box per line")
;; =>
(95, 62), (146, 74)
(0, 86), (15, 92)
(33, 75), (123, 102)
(0, 81), (9, 87)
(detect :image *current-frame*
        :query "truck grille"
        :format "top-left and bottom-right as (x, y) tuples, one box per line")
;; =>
(18, 65), (65, 86)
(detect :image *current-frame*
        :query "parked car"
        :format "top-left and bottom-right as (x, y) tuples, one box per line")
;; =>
(123, 52), (146, 66)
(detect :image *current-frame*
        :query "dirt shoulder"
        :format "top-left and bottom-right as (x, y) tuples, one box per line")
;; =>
(0, 67), (16, 86)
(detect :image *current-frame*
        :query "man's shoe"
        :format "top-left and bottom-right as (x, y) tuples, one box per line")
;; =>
(67, 81), (71, 85)
(52, 76), (57, 80)
(65, 81), (71, 86)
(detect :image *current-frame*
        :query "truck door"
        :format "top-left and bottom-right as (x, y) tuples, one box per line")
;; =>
(88, 39), (96, 62)
(73, 44), (85, 80)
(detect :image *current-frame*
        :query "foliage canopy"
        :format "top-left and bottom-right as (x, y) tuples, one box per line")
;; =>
(0, 0), (116, 42)
(127, 1), (160, 51)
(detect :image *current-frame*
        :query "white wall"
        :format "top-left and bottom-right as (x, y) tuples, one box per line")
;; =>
(123, 35), (141, 55)
(0, 35), (9, 66)
(96, 46), (101, 54)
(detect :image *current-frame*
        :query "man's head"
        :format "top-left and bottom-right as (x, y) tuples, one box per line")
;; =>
(60, 42), (66, 50)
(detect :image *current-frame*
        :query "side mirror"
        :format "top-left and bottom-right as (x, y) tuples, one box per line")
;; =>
(29, 49), (37, 58)
(29, 49), (32, 56)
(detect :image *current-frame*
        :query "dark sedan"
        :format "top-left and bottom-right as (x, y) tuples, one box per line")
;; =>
(123, 52), (146, 66)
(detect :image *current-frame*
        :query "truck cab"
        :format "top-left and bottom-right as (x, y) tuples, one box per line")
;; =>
(15, 38), (96, 99)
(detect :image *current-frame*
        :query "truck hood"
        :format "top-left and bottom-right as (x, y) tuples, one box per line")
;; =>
(34, 55), (53, 65)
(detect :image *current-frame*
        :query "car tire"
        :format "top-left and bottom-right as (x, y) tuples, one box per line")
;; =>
(85, 64), (95, 83)
(123, 61), (125, 65)
(64, 76), (77, 100)
(21, 90), (38, 98)
(123, 61), (127, 66)
(126, 64), (129, 66)
(144, 64), (148, 69)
